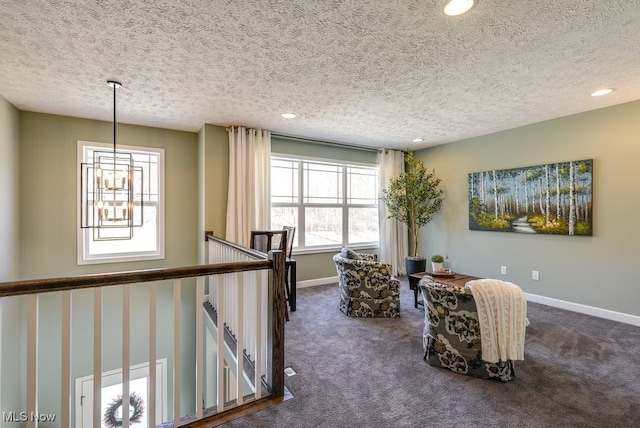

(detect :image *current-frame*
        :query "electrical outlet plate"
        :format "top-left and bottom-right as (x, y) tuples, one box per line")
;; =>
(532, 270), (539, 280)
(500, 266), (507, 275)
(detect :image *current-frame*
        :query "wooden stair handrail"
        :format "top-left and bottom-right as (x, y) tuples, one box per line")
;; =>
(0, 260), (272, 297)
(1, 235), (288, 421)
(206, 233), (267, 259)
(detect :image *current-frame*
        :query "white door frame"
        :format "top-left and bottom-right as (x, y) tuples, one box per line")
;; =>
(75, 358), (168, 427)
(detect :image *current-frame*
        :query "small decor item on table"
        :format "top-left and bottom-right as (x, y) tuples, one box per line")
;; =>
(443, 255), (451, 273)
(431, 254), (444, 272)
(430, 270), (456, 278)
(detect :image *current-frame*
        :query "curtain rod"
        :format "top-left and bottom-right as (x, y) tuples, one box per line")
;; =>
(271, 133), (381, 153)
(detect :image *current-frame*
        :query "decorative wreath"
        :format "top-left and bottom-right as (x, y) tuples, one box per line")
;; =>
(103, 392), (145, 428)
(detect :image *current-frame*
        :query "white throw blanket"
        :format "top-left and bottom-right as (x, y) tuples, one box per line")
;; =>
(466, 279), (529, 363)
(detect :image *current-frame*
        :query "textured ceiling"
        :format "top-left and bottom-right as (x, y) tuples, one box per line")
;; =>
(2, 1), (640, 150)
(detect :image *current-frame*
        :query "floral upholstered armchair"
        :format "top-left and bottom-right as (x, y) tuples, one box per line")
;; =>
(419, 276), (516, 381)
(333, 248), (400, 318)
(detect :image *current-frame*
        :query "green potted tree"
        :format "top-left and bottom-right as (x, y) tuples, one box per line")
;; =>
(381, 151), (444, 275)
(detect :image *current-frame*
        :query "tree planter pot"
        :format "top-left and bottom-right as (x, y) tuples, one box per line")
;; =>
(406, 257), (427, 276)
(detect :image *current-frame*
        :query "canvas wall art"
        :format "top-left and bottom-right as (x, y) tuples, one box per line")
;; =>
(468, 159), (593, 236)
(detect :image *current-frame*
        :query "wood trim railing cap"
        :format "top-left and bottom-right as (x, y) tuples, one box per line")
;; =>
(0, 260), (272, 297)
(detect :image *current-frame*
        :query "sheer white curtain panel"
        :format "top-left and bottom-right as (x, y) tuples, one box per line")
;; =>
(378, 149), (408, 275)
(225, 127), (271, 246)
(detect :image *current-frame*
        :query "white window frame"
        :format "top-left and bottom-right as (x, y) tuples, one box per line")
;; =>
(77, 140), (165, 265)
(271, 153), (379, 253)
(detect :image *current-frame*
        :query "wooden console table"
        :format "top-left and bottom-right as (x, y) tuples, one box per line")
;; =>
(408, 272), (482, 308)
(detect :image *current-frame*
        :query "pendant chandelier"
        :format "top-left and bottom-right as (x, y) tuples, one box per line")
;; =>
(81, 80), (143, 240)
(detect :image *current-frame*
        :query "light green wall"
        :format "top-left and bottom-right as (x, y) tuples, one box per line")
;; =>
(271, 137), (379, 281)
(272, 137), (378, 164)
(17, 111), (201, 419)
(0, 295), (23, 428)
(19, 111), (199, 278)
(0, 96), (21, 428)
(198, 126), (205, 263)
(0, 96), (19, 281)
(417, 100), (640, 316)
(198, 124), (229, 261)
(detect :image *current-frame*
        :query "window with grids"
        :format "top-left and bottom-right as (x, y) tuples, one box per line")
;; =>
(271, 155), (379, 250)
(78, 141), (164, 264)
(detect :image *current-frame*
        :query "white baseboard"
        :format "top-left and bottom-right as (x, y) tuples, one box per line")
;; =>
(297, 276), (338, 289)
(295, 279), (640, 327)
(525, 292), (640, 327)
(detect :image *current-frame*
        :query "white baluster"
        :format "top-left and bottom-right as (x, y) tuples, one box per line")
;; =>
(60, 291), (71, 428)
(236, 272), (244, 405)
(148, 282), (157, 428)
(195, 276), (204, 419)
(217, 275), (225, 412)
(93, 288), (102, 428)
(122, 285), (130, 428)
(255, 273), (263, 400)
(26, 294), (38, 428)
(173, 280), (181, 426)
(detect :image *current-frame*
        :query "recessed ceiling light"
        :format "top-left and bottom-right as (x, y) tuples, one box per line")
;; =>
(281, 113), (297, 119)
(412, 138), (424, 143)
(590, 88), (616, 97)
(443, 0), (476, 16)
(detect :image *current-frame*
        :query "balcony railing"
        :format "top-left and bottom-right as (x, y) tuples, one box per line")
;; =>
(0, 235), (286, 427)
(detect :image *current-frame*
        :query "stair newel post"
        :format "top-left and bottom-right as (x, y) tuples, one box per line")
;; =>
(267, 249), (286, 398)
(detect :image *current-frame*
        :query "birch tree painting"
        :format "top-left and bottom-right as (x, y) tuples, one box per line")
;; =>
(468, 159), (593, 236)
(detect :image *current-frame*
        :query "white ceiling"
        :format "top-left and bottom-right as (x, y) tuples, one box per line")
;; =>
(2, 1), (640, 150)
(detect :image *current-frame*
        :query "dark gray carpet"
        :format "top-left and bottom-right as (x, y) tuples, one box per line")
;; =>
(221, 280), (640, 428)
